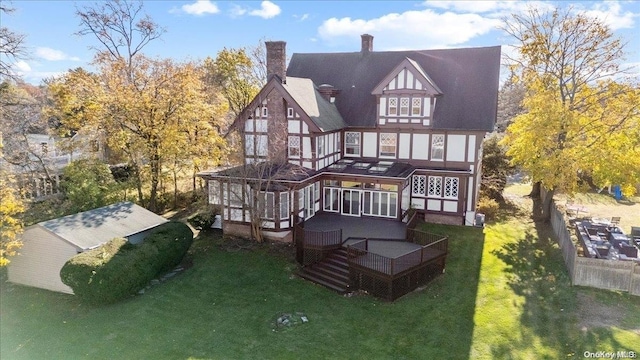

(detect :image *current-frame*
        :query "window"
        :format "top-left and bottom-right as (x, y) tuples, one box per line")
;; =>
(379, 133), (397, 157)
(258, 192), (275, 220)
(209, 181), (221, 204)
(428, 176), (442, 197)
(245, 135), (254, 156)
(280, 192), (289, 220)
(388, 98), (397, 115)
(412, 175), (426, 196)
(431, 135), (444, 160)
(444, 177), (459, 199)
(229, 183), (244, 207)
(345, 132), (360, 156)
(262, 107), (268, 117)
(400, 97), (409, 115)
(256, 135), (268, 156)
(317, 136), (325, 157)
(314, 182), (320, 201)
(412, 98), (421, 116)
(287, 107), (294, 118)
(288, 136), (300, 158)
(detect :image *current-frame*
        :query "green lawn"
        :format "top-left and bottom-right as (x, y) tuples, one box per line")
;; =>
(2, 213), (639, 359)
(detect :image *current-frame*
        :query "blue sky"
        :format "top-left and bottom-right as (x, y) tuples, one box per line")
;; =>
(3, 0), (640, 84)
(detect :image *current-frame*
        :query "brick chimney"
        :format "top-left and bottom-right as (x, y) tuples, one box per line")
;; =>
(318, 84), (340, 103)
(361, 34), (373, 53)
(265, 41), (286, 83)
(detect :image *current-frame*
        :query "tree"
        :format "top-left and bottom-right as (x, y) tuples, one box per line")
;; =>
(0, 142), (25, 266)
(60, 158), (118, 213)
(0, 4), (28, 81)
(48, 57), (225, 212)
(495, 72), (526, 132)
(76, 0), (164, 78)
(480, 134), (514, 202)
(501, 6), (640, 220)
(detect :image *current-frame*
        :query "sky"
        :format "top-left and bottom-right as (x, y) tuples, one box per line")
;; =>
(2, 0), (640, 84)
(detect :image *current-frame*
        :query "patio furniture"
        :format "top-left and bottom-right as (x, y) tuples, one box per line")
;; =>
(610, 216), (621, 225)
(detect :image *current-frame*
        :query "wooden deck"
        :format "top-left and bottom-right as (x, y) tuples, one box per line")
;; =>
(303, 213), (407, 241)
(295, 214), (448, 301)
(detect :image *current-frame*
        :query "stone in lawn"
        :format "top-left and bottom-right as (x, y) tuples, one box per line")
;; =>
(301, 316), (308, 323)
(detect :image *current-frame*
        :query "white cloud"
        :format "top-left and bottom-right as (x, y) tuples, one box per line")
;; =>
(229, 4), (247, 18)
(423, 1), (554, 15)
(15, 60), (31, 73)
(35, 47), (80, 62)
(294, 13), (309, 22)
(249, 1), (281, 19)
(580, 1), (639, 30)
(318, 9), (501, 49)
(181, 0), (220, 16)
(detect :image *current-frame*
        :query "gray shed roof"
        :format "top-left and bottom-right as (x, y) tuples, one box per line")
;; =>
(287, 46), (501, 131)
(283, 77), (346, 132)
(38, 202), (168, 250)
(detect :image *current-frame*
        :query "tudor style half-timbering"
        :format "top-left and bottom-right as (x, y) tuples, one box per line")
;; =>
(199, 35), (501, 241)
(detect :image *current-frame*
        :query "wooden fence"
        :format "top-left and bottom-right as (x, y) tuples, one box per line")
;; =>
(549, 201), (640, 296)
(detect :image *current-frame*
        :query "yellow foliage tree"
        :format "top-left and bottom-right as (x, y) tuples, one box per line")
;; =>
(501, 6), (640, 220)
(0, 149), (24, 266)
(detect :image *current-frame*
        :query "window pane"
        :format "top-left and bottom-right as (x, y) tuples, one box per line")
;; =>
(280, 192), (289, 220)
(390, 193), (397, 217)
(431, 135), (444, 160)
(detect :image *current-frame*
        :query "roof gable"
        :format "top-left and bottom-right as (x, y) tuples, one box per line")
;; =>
(37, 202), (168, 250)
(371, 57), (442, 96)
(231, 76), (346, 135)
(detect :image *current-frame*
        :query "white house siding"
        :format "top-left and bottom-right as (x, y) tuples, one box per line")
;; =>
(362, 132), (377, 158)
(446, 135), (466, 162)
(412, 134), (429, 160)
(8, 226), (78, 294)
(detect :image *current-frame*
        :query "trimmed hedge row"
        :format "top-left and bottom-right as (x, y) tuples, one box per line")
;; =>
(60, 221), (193, 305)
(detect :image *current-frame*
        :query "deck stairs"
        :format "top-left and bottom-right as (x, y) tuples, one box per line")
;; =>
(298, 248), (351, 293)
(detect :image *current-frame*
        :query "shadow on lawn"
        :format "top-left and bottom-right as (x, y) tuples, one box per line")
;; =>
(418, 223), (485, 359)
(490, 219), (630, 358)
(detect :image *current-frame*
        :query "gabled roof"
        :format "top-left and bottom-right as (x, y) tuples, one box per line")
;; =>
(287, 46), (501, 131)
(36, 202), (168, 250)
(199, 162), (318, 185)
(371, 57), (443, 96)
(230, 76), (346, 135)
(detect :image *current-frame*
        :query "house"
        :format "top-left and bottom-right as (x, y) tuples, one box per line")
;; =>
(7, 202), (168, 294)
(199, 35), (501, 242)
(0, 131), (107, 200)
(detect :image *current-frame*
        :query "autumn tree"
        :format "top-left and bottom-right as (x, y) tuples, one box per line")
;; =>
(0, 140), (25, 266)
(0, 4), (28, 81)
(501, 6), (640, 220)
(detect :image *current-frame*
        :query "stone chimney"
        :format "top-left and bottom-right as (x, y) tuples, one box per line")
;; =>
(361, 34), (373, 53)
(265, 41), (286, 83)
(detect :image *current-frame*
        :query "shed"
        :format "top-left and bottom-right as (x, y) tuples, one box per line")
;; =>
(7, 202), (168, 294)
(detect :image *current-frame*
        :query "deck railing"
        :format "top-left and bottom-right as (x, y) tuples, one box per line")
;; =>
(346, 234), (448, 277)
(294, 218), (343, 266)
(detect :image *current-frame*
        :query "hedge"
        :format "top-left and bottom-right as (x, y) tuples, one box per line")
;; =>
(60, 221), (193, 305)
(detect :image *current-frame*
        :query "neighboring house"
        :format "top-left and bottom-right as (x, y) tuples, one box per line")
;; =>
(1, 132), (107, 200)
(7, 202), (168, 294)
(199, 35), (501, 241)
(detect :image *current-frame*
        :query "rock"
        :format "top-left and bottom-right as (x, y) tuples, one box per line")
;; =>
(301, 316), (308, 323)
(138, 289), (145, 295)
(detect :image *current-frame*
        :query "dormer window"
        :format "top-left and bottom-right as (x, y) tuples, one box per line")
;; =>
(399, 98), (410, 116)
(388, 98), (397, 115)
(412, 98), (421, 116)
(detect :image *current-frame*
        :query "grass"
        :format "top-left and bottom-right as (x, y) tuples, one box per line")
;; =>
(2, 190), (640, 359)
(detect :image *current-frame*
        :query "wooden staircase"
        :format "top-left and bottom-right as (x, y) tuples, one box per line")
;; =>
(298, 248), (351, 293)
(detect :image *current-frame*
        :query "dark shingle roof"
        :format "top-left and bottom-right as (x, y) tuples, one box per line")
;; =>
(287, 46), (501, 131)
(283, 77), (346, 132)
